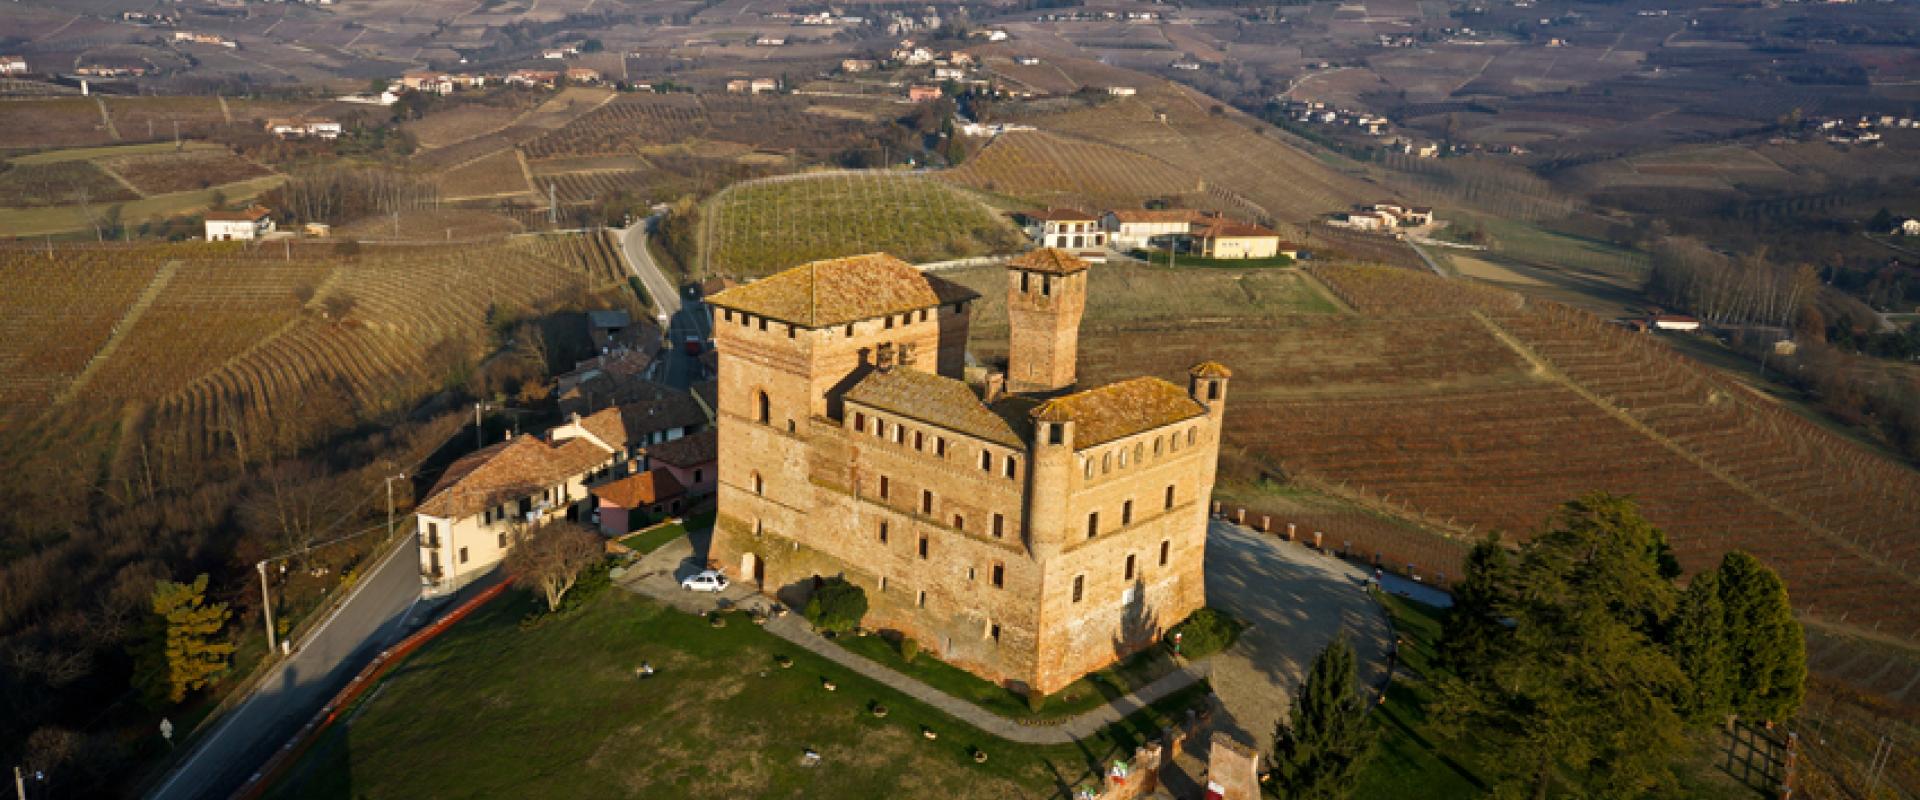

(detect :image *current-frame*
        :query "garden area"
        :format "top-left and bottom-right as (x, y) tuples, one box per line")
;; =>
(615, 510), (715, 555)
(1134, 249), (1297, 269)
(264, 587), (1211, 799)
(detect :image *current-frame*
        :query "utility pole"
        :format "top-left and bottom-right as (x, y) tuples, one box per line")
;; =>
(257, 560), (277, 655)
(385, 472), (407, 541)
(474, 401), (488, 449)
(14, 765), (25, 800)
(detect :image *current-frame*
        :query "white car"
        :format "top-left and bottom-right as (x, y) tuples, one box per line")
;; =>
(681, 570), (730, 592)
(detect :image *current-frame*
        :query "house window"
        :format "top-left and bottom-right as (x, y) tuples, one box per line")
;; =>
(1087, 512), (1099, 539)
(1020, 272), (1030, 292)
(992, 513), (1004, 539)
(1042, 275), (1053, 296)
(991, 562), (1004, 588)
(427, 522), (438, 541)
(980, 450), (993, 471)
(1072, 575), (1084, 603)
(1165, 484), (1176, 509)
(1159, 539), (1170, 566)
(1125, 554), (1136, 581)
(1208, 382), (1220, 400)
(692, 468), (703, 484)
(1004, 458), (1017, 479)
(756, 391), (770, 425)
(918, 534), (929, 559)
(879, 521), (889, 543)
(879, 476), (890, 500)
(498, 532), (507, 548)
(921, 490), (934, 515)
(1049, 424), (1064, 445)
(724, 309), (734, 322)
(919, 309), (928, 323)
(459, 547), (469, 564)
(953, 302), (964, 314)
(1122, 500), (1133, 526)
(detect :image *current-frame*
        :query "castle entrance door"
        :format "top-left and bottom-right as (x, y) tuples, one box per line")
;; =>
(742, 553), (764, 587)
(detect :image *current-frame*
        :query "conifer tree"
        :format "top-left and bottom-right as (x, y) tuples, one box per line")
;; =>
(1670, 570), (1733, 723)
(1270, 636), (1374, 800)
(1438, 535), (1516, 680)
(1715, 551), (1806, 723)
(150, 574), (236, 703)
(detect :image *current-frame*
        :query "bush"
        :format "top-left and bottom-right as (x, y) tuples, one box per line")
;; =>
(1026, 690), (1045, 714)
(802, 578), (868, 634)
(1169, 607), (1241, 660)
(900, 637), (920, 663)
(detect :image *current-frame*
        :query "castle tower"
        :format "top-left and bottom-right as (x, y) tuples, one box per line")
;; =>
(1005, 248), (1090, 395)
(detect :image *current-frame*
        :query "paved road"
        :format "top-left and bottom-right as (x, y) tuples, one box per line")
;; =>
(148, 534), (424, 800)
(614, 220), (710, 390)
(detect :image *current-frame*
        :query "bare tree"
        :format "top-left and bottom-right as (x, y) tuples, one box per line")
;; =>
(506, 521), (603, 612)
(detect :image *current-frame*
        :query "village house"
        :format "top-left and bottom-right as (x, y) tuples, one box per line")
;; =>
(754, 36), (787, 47)
(555, 351), (658, 415)
(264, 117), (343, 140)
(1899, 219), (1920, 236)
(1191, 220), (1285, 260)
(506, 69), (559, 88)
(204, 206), (275, 241)
(0, 55), (27, 75)
(908, 84), (943, 102)
(549, 385), (710, 468)
(1106, 86), (1137, 97)
(841, 59), (878, 73)
(644, 428), (719, 500)
(566, 67), (602, 84)
(1341, 212), (1388, 231)
(705, 249), (1227, 695)
(1019, 209), (1107, 258)
(415, 434), (610, 593)
(399, 71), (453, 94)
(593, 469), (686, 534)
(1651, 314), (1703, 332)
(1102, 209), (1212, 250)
(171, 32), (237, 48)
(932, 65), (967, 81)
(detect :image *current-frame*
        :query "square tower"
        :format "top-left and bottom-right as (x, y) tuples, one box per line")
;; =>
(1005, 248), (1091, 395)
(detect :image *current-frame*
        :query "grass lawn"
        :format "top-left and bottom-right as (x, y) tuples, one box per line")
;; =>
(266, 587), (1208, 800)
(617, 511), (714, 555)
(1136, 250), (1298, 269)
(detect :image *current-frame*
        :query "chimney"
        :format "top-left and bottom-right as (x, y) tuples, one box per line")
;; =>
(982, 372), (1007, 404)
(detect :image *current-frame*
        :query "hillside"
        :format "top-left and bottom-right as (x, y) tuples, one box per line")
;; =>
(699, 171), (1025, 277)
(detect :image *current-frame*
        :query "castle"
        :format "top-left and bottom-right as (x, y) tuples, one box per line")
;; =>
(706, 249), (1229, 695)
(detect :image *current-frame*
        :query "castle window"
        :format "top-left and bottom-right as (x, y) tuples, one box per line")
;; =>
(845, 324), (854, 336)
(914, 431), (924, 451)
(1208, 381), (1220, 401)
(1005, 457), (1017, 479)
(693, 468), (703, 483)
(992, 513), (1005, 538)
(758, 317), (768, 331)
(1154, 437), (1163, 456)
(880, 576), (888, 592)
(1020, 272), (1030, 293)
(1072, 575), (1084, 603)
(917, 590), (927, 608)
(1125, 553), (1136, 581)
(879, 475), (890, 500)
(968, 566), (976, 581)
(854, 411), (866, 432)
(893, 424), (905, 444)
(990, 623), (1001, 642)
(1188, 427), (1197, 446)
(921, 490), (934, 515)
(1087, 512), (1099, 539)
(918, 534), (929, 559)
(980, 450), (993, 471)
(1049, 424), (1064, 445)
(885, 315), (895, 330)
(953, 302), (964, 314)
(879, 521), (889, 543)
(1159, 539), (1170, 566)
(724, 309), (734, 322)
(953, 514), (965, 531)
(1042, 275), (1053, 296)
(752, 472), (764, 496)
(1134, 443), (1145, 464)
(992, 562), (1004, 588)
(1170, 434), (1179, 453)
(1119, 448), (1129, 468)
(1102, 452), (1111, 473)
(1122, 500), (1133, 526)
(919, 309), (928, 323)
(788, 324), (796, 339)
(935, 438), (947, 457)
(1084, 459), (1094, 479)
(1165, 484), (1175, 510)
(756, 391), (770, 425)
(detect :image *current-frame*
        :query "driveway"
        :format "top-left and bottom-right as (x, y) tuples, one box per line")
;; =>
(1202, 520), (1394, 754)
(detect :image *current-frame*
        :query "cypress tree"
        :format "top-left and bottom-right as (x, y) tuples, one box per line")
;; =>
(153, 574), (236, 704)
(1670, 570), (1733, 723)
(1715, 551), (1806, 722)
(1270, 636), (1374, 800)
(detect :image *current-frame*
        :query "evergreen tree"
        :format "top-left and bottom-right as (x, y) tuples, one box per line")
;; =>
(1435, 493), (1689, 799)
(1438, 535), (1516, 680)
(1670, 570), (1733, 724)
(1715, 551), (1806, 723)
(150, 575), (236, 704)
(1270, 636), (1373, 799)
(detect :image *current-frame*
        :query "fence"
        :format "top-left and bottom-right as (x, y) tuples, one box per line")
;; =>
(1795, 694), (1919, 800)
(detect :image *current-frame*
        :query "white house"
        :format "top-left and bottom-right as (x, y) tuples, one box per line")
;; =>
(1650, 314), (1703, 332)
(1899, 219), (1920, 236)
(1192, 220), (1286, 260)
(204, 206), (276, 241)
(415, 434), (610, 594)
(1106, 86), (1137, 96)
(1103, 209), (1209, 249)
(1020, 208), (1107, 254)
(264, 116), (342, 140)
(0, 55), (27, 75)
(1342, 212), (1388, 231)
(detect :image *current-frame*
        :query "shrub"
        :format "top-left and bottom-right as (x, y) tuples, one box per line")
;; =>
(1169, 607), (1241, 660)
(802, 578), (868, 634)
(1026, 690), (1045, 714)
(900, 637), (920, 663)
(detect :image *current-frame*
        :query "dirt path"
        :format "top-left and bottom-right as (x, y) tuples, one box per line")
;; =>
(93, 160), (149, 198)
(218, 94), (234, 124)
(96, 97), (121, 141)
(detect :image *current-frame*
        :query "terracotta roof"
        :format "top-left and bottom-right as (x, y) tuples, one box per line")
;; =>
(206, 205), (271, 222)
(577, 392), (708, 450)
(595, 468), (685, 508)
(704, 253), (978, 328)
(844, 368), (1025, 447)
(689, 381), (719, 417)
(1107, 209), (1211, 224)
(1195, 220), (1279, 239)
(646, 428), (718, 467)
(1007, 248), (1090, 276)
(1189, 361), (1233, 379)
(417, 435), (609, 519)
(1024, 207), (1098, 222)
(1028, 377), (1205, 448)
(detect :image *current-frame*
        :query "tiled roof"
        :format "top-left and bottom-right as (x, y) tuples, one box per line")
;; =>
(417, 435), (609, 519)
(1107, 209), (1211, 224)
(845, 368), (1025, 447)
(1024, 207), (1098, 221)
(577, 391), (708, 450)
(689, 381), (719, 418)
(206, 205), (271, 222)
(1007, 248), (1090, 276)
(1028, 377), (1205, 448)
(646, 428), (719, 467)
(705, 253), (979, 328)
(595, 468), (685, 508)
(1189, 361), (1233, 379)
(1195, 220), (1279, 239)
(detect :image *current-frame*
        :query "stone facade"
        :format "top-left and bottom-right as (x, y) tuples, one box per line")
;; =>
(706, 251), (1227, 695)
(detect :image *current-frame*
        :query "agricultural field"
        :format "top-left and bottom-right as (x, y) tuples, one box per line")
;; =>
(939, 131), (1207, 214)
(944, 261), (1343, 336)
(101, 149), (274, 195)
(700, 172), (1025, 276)
(0, 160), (140, 207)
(0, 249), (166, 411)
(435, 148), (534, 201)
(521, 94), (893, 162)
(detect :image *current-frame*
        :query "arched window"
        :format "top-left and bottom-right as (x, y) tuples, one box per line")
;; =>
(1153, 437), (1163, 457)
(1134, 443), (1144, 464)
(756, 391), (771, 425)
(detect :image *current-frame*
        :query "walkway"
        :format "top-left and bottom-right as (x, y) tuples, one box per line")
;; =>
(614, 518), (1394, 750)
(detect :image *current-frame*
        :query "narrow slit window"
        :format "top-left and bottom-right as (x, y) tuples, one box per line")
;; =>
(1087, 512), (1099, 539)
(1072, 575), (1084, 603)
(1159, 539), (1170, 566)
(1125, 554), (1136, 581)
(992, 513), (1005, 539)
(918, 534), (929, 559)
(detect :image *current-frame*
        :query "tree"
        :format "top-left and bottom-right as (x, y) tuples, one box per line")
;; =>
(506, 522), (604, 613)
(1714, 551), (1805, 723)
(1437, 535), (1516, 680)
(1669, 570), (1733, 724)
(142, 575), (236, 704)
(1269, 636), (1373, 799)
(802, 577), (868, 634)
(1435, 493), (1689, 799)
(1868, 207), (1895, 234)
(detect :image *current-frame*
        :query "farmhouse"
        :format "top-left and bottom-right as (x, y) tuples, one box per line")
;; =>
(645, 428), (718, 500)
(841, 59), (878, 73)
(415, 434), (609, 593)
(1651, 314), (1703, 332)
(566, 67), (602, 84)
(1019, 209), (1107, 257)
(1341, 212), (1388, 231)
(264, 117), (342, 140)
(204, 206), (275, 241)
(506, 70), (559, 88)
(1899, 219), (1920, 236)
(1102, 209), (1211, 250)
(549, 387), (710, 464)
(1191, 220), (1285, 260)
(594, 469), (686, 534)
(0, 55), (27, 75)
(705, 249), (1228, 695)
(908, 84), (943, 102)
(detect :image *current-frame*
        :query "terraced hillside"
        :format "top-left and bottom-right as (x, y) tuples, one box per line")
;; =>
(701, 171), (1024, 276)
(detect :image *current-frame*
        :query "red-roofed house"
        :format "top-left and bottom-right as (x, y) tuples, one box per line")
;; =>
(593, 469), (686, 534)
(414, 434), (613, 593)
(204, 206), (275, 241)
(1191, 220), (1285, 260)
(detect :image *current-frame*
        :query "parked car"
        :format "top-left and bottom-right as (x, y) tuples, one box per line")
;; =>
(681, 570), (729, 592)
(684, 335), (703, 356)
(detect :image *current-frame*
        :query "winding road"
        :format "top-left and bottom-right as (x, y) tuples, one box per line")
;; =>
(616, 219), (710, 389)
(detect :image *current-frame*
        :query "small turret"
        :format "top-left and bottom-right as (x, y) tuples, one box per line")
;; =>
(1005, 249), (1091, 395)
(1188, 361), (1231, 414)
(1023, 399), (1078, 560)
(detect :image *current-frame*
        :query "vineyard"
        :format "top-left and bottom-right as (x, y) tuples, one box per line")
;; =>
(0, 250), (165, 411)
(521, 94), (890, 162)
(102, 148), (273, 195)
(0, 160), (140, 206)
(939, 131), (1206, 213)
(700, 172), (1025, 276)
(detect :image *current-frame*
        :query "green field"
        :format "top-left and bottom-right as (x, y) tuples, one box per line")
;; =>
(0, 174), (286, 236)
(267, 588), (1209, 800)
(1446, 213), (1651, 280)
(616, 511), (715, 555)
(702, 172), (1025, 276)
